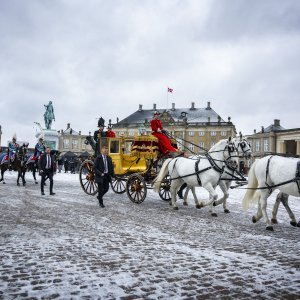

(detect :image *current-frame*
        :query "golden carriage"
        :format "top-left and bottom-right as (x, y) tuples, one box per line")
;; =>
(79, 135), (177, 203)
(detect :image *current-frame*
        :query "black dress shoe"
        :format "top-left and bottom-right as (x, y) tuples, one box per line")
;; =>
(41, 192), (45, 195)
(99, 203), (105, 208)
(50, 192), (56, 196)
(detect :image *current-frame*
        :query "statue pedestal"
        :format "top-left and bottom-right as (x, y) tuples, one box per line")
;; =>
(36, 129), (60, 150)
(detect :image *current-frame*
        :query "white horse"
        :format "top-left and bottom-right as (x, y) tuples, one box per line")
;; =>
(181, 137), (252, 213)
(153, 138), (238, 216)
(271, 192), (300, 227)
(242, 155), (300, 230)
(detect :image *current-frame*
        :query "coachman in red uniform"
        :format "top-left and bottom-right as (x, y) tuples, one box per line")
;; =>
(151, 111), (177, 154)
(106, 126), (116, 138)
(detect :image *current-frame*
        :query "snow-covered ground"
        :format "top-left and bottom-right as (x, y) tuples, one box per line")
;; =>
(0, 172), (299, 299)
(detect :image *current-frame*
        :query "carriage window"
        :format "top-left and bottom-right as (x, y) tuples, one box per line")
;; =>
(110, 140), (120, 154)
(72, 139), (78, 149)
(123, 141), (133, 154)
(199, 131), (205, 136)
(188, 131), (194, 136)
(63, 139), (69, 149)
(210, 131), (217, 136)
(221, 131), (227, 136)
(264, 139), (269, 152)
(119, 131), (125, 136)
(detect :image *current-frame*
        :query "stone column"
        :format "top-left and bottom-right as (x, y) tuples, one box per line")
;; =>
(278, 141), (286, 154)
(296, 140), (300, 156)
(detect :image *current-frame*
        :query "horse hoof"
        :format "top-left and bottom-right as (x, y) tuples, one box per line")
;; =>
(252, 216), (257, 223)
(173, 207), (179, 210)
(213, 202), (217, 206)
(196, 204), (202, 209)
(211, 213), (218, 217)
(183, 202), (188, 206)
(266, 226), (274, 231)
(169, 201), (172, 206)
(290, 221), (297, 227)
(297, 221), (300, 227)
(224, 209), (230, 213)
(271, 218), (278, 224)
(17, 183), (20, 186)
(35, 182), (38, 184)
(3, 182), (6, 184)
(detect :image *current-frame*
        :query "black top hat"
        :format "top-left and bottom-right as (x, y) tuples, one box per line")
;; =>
(98, 117), (105, 127)
(154, 111), (160, 116)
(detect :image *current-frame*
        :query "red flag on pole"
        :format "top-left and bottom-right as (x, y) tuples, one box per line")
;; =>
(168, 87), (173, 93)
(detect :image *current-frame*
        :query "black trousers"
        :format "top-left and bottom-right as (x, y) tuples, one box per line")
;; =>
(97, 175), (110, 204)
(41, 169), (54, 193)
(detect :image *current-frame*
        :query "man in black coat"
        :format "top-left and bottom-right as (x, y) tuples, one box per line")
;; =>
(93, 145), (114, 207)
(39, 147), (56, 196)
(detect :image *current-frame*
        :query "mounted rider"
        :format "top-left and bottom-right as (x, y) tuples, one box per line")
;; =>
(7, 134), (19, 169)
(26, 135), (46, 165)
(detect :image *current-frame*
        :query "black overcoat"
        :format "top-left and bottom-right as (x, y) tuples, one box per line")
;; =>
(93, 154), (114, 183)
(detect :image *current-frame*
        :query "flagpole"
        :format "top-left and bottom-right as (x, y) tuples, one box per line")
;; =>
(166, 87), (168, 111)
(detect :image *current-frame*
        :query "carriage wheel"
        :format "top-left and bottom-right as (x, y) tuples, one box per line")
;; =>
(111, 176), (127, 194)
(126, 173), (147, 204)
(159, 175), (171, 201)
(79, 160), (98, 196)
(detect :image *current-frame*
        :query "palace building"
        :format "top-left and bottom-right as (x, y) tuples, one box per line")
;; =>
(113, 102), (237, 154)
(246, 119), (300, 159)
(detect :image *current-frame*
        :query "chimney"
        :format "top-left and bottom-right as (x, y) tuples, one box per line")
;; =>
(254, 129), (256, 134)
(117, 117), (119, 124)
(153, 103), (156, 110)
(261, 126), (264, 133)
(228, 117), (231, 123)
(206, 101), (211, 110)
(191, 102), (195, 110)
(217, 115), (221, 123)
(138, 104), (143, 111)
(207, 117), (210, 123)
(171, 103), (175, 111)
(79, 131), (81, 135)
(61, 129), (63, 133)
(67, 123), (70, 129)
(274, 119), (280, 126)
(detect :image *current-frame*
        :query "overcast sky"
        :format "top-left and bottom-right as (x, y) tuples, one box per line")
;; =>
(1, 0), (300, 146)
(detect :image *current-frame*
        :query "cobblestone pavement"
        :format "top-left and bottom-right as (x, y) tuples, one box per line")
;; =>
(0, 173), (300, 299)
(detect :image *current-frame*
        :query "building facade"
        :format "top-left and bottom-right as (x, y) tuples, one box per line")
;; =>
(246, 119), (300, 159)
(58, 123), (93, 156)
(113, 102), (237, 154)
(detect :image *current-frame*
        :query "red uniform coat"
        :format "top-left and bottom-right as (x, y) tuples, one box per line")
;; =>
(150, 119), (177, 154)
(106, 130), (116, 138)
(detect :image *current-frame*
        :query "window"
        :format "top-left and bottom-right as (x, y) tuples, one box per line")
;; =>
(210, 131), (216, 136)
(63, 139), (69, 149)
(72, 139), (78, 149)
(188, 131), (194, 136)
(255, 140), (260, 152)
(123, 140), (134, 154)
(264, 139), (269, 152)
(110, 140), (120, 153)
(189, 144), (194, 152)
(128, 131), (135, 137)
(199, 131), (205, 136)
(221, 131), (227, 136)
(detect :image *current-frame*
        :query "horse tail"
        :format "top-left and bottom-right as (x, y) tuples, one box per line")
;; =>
(242, 159), (260, 210)
(153, 158), (172, 193)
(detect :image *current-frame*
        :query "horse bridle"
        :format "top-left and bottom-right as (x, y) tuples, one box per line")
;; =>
(237, 139), (252, 157)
